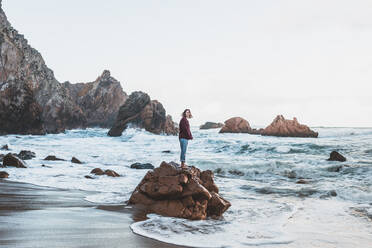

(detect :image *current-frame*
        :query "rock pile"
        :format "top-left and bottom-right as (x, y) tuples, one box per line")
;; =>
(128, 161), (231, 220)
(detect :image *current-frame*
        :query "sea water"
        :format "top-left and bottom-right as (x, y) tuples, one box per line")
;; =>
(1, 127), (372, 247)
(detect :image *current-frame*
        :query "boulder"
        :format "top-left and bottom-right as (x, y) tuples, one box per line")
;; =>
(327, 151), (346, 162)
(2, 153), (27, 168)
(200, 122), (224, 130)
(261, 115), (318, 138)
(17, 150), (36, 160)
(71, 157), (83, 164)
(219, 117), (252, 133)
(104, 169), (120, 177)
(0, 154), (4, 162)
(90, 168), (120, 177)
(91, 168), (104, 175)
(0, 171), (9, 178)
(130, 162), (155, 169)
(44, 155), (65, 161)
(108, 91), (178, 136)
(128, 161), (231, 220)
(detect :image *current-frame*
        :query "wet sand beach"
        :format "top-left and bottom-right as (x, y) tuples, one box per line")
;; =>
(0, 179), (184, 248)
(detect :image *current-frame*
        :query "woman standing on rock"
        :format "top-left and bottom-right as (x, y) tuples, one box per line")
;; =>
(179, 109), (193, 168)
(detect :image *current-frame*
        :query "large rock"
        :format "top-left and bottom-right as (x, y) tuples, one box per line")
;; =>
(108, 91), (178, 136)
(0, 2), (127, 134)
(261, 115), (318, 138)
(219, 117), (252, 133)
(2, 153), (27, 168)
(200, 122), (224, 130)
(63, 70), (127, 128)
(327, 151), (346, 162)
(128, 161), (231, 220)
(0, 171), (9, 178)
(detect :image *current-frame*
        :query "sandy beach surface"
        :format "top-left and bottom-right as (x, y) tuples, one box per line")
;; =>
(0, 179), (184, 248)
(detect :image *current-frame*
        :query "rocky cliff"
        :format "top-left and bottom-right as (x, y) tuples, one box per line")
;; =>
(0, 2), (128, 134)
(63, 70), (127, 128)
(0, 1), (86, 134)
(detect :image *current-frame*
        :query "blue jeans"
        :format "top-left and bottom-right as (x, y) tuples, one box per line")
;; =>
(179, 138), (188, 163)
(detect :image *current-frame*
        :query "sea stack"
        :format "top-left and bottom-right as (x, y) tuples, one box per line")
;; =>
(261, 115), (318, 138)
(108, 91), (178, 136)
(219, 117), (252, 133)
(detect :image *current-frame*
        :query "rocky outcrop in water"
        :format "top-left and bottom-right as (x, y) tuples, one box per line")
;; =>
(200, 122), (224, 130)
(2, 153), (27, 168)
(108, 91), (178, 136)
(327, 151), (346, 162)
(261, 115), (318, 138)
(219, 117), (252, 133)
(130, 162), (154, 169)
(63, 70), (127, 128)
(128, 161), (231, 220)
(90, 168), (120, 177)
(0, 2), (127, 134)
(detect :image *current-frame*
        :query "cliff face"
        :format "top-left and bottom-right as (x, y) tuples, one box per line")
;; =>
(0, 2), (128, 134)
(0, 1), (86, 134)
(63, 70), (127, 128)
(0, 1), (177, 135)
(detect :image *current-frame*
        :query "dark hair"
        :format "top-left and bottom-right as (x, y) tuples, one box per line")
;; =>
(182, 109), (191, 118)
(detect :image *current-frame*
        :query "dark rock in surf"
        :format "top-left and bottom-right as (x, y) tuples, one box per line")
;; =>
(296, 179), (309, 184)
(90, 168), (120, 177)
(71, 157), (83, 164)
(327, 151), (346, 162)
(104, 169), (120, 177)
(130, 162), (154, 169)
(162, 150), (171, 153)
(91, 168), (105, 175)
(2, 153), (27, 168)
(17, 150), (36, 160)
(85, 175), (94, 179)
(0, 171), (9, 178)
(44, 155), (65, 161)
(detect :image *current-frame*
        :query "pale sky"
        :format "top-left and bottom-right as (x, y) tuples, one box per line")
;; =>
(4, 0), (372, 127)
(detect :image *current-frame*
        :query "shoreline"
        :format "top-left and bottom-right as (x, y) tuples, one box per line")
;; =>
(0, 179), (186, 248)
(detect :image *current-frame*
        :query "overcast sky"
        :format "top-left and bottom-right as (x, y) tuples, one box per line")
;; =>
(4, 0), (372, 127)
